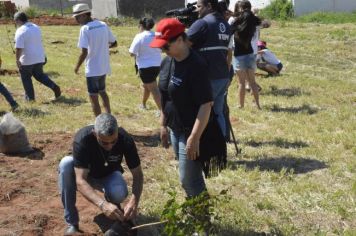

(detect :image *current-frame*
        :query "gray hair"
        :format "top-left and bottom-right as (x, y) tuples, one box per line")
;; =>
(14, 12), (28, 22)
(94, 113), (118, 136)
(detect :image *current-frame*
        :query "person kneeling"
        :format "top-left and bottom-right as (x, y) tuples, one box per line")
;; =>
(58, 113), (143, 235)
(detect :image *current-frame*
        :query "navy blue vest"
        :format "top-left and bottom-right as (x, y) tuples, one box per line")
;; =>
(193, 13), (231, 80)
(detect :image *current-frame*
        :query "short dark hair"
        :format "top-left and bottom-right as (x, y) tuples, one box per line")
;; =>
(201, 0), (219, 12)
(14, 12), (28, 22)
(139, 17), (155, 30)
(239, 0), (252, 11)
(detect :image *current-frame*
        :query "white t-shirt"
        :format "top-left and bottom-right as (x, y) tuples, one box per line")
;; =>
(128, 31), (161, 69)
(78, 20), (116, 77)
(15, 22), (45, 65)
(258, 49), (280, 65)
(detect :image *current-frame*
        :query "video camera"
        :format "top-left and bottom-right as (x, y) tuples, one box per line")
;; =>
(165, 2), (198, 27)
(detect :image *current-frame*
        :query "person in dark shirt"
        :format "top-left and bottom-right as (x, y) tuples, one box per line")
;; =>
(187, 0), (231, 138)
(151, 18), (226, 200)
(58, 113), (143, 235)
(231, 0), (262, 109)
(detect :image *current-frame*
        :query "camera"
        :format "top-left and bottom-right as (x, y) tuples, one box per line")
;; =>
(165, 2), (198, 27)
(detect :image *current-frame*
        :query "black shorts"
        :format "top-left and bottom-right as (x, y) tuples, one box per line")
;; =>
(138, 66), (160, 84)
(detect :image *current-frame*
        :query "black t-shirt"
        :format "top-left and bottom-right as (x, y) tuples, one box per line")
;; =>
(165, 50), (213, 131)
(233, 11), (261, 56)
(73, 125), (140, 178)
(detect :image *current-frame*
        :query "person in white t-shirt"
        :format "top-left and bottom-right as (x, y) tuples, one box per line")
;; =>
(14, 12), (61, 101)
(73, 4), (117, 117)
(256, 40), (283, 76)
(129, 17), (161, 112)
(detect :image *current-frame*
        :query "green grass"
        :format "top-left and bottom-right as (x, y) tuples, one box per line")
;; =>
(0, 21), (355, 235)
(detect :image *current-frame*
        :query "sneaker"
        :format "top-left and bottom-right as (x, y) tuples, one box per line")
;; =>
(53, 85), (61, 99)
(154, 110), (161, 118)
(64, 224), (81, 235)
(11, 103), (19, 112)
(138, 104), (147, 111)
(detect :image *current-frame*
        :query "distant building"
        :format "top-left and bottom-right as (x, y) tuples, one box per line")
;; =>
(187, 0), (356, 16)
(292, 0), (356, 16)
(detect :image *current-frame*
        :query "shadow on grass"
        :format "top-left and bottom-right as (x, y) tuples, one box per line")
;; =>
(3, 148), (44, 160)
(45, 96), (86, 106)
(245, 138), (309, 149)
(132, 133), (160, 147)
(216, 227), (270, 236)
(0, 110), (7, 116)
(228, 156), (327, 174)
(46, 71), (61, 78)
(268, 104), (318, 115)
(262, 85), (310, 97)
(94, 213), (162, 235)
(17, 108), (48, 117)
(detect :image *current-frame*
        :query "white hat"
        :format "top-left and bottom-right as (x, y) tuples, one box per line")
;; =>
(72, 3), (91, 17)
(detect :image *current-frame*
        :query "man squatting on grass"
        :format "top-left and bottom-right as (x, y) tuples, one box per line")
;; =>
(14, 12), (61, 102)
(58, 113), (143, 235)
(73, 4), (117, 117)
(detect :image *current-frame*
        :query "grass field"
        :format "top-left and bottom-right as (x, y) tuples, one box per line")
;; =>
(0, 20), (355, 235)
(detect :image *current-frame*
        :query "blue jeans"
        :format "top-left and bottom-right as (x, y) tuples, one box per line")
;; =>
(210, 78), (229, 137)
(0, 82), (17, 107)
(58, 156), (128, 226)
(19, 63), (57, 101)
(170, 130), (206, 197)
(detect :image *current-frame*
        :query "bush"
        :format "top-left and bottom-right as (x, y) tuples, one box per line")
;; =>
(260, 0), (294, 20)
(23, 6), (42, 18)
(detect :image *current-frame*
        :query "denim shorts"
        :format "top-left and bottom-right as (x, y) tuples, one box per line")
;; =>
(86, 75), (106, 95)
(232, 54), (256, 71)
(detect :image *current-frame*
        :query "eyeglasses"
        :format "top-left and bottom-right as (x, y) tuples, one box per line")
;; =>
(161, 43), (171, 51)
(160, 35), (180, 51)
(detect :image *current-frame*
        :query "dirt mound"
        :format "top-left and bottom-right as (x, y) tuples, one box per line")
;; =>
(0, 15), (77, 25)
(0, 130), (163, 235)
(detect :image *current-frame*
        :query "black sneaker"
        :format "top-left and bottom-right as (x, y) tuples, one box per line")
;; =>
(53, 85), (61, 99)
(11, 103), (19, 112)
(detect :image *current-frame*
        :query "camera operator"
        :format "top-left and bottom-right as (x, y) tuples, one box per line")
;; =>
(187, 0), (231, 138)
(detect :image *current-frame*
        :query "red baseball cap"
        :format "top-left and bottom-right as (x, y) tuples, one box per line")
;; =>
(150, 18), (186, 48)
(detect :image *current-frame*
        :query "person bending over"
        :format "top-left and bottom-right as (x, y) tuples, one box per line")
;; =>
(58, 113), (143, 235)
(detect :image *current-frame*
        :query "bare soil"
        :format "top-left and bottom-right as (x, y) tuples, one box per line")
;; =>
(0, 130), (162, 235)
(0, 15), (77, 26)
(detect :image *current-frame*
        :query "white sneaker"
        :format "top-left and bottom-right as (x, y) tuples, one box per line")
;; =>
(138, 104), (147, 111)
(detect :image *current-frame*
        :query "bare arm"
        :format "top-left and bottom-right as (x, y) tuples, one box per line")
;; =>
(160, 109), (169, 148)
(15, 48), (22, 68)
(74, 48), (88, 74)
(186, 102), (213, 160)
(74, 167), (124, 221)
(123, 165), (144, 220)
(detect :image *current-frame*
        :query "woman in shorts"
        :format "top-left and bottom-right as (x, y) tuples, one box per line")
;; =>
(231, 0), (261, 109)
(129, 17), (161, 111)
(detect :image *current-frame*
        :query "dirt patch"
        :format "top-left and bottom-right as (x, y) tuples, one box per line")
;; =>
(0, 130), (161, 235)
(0, 15), (77, 26)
